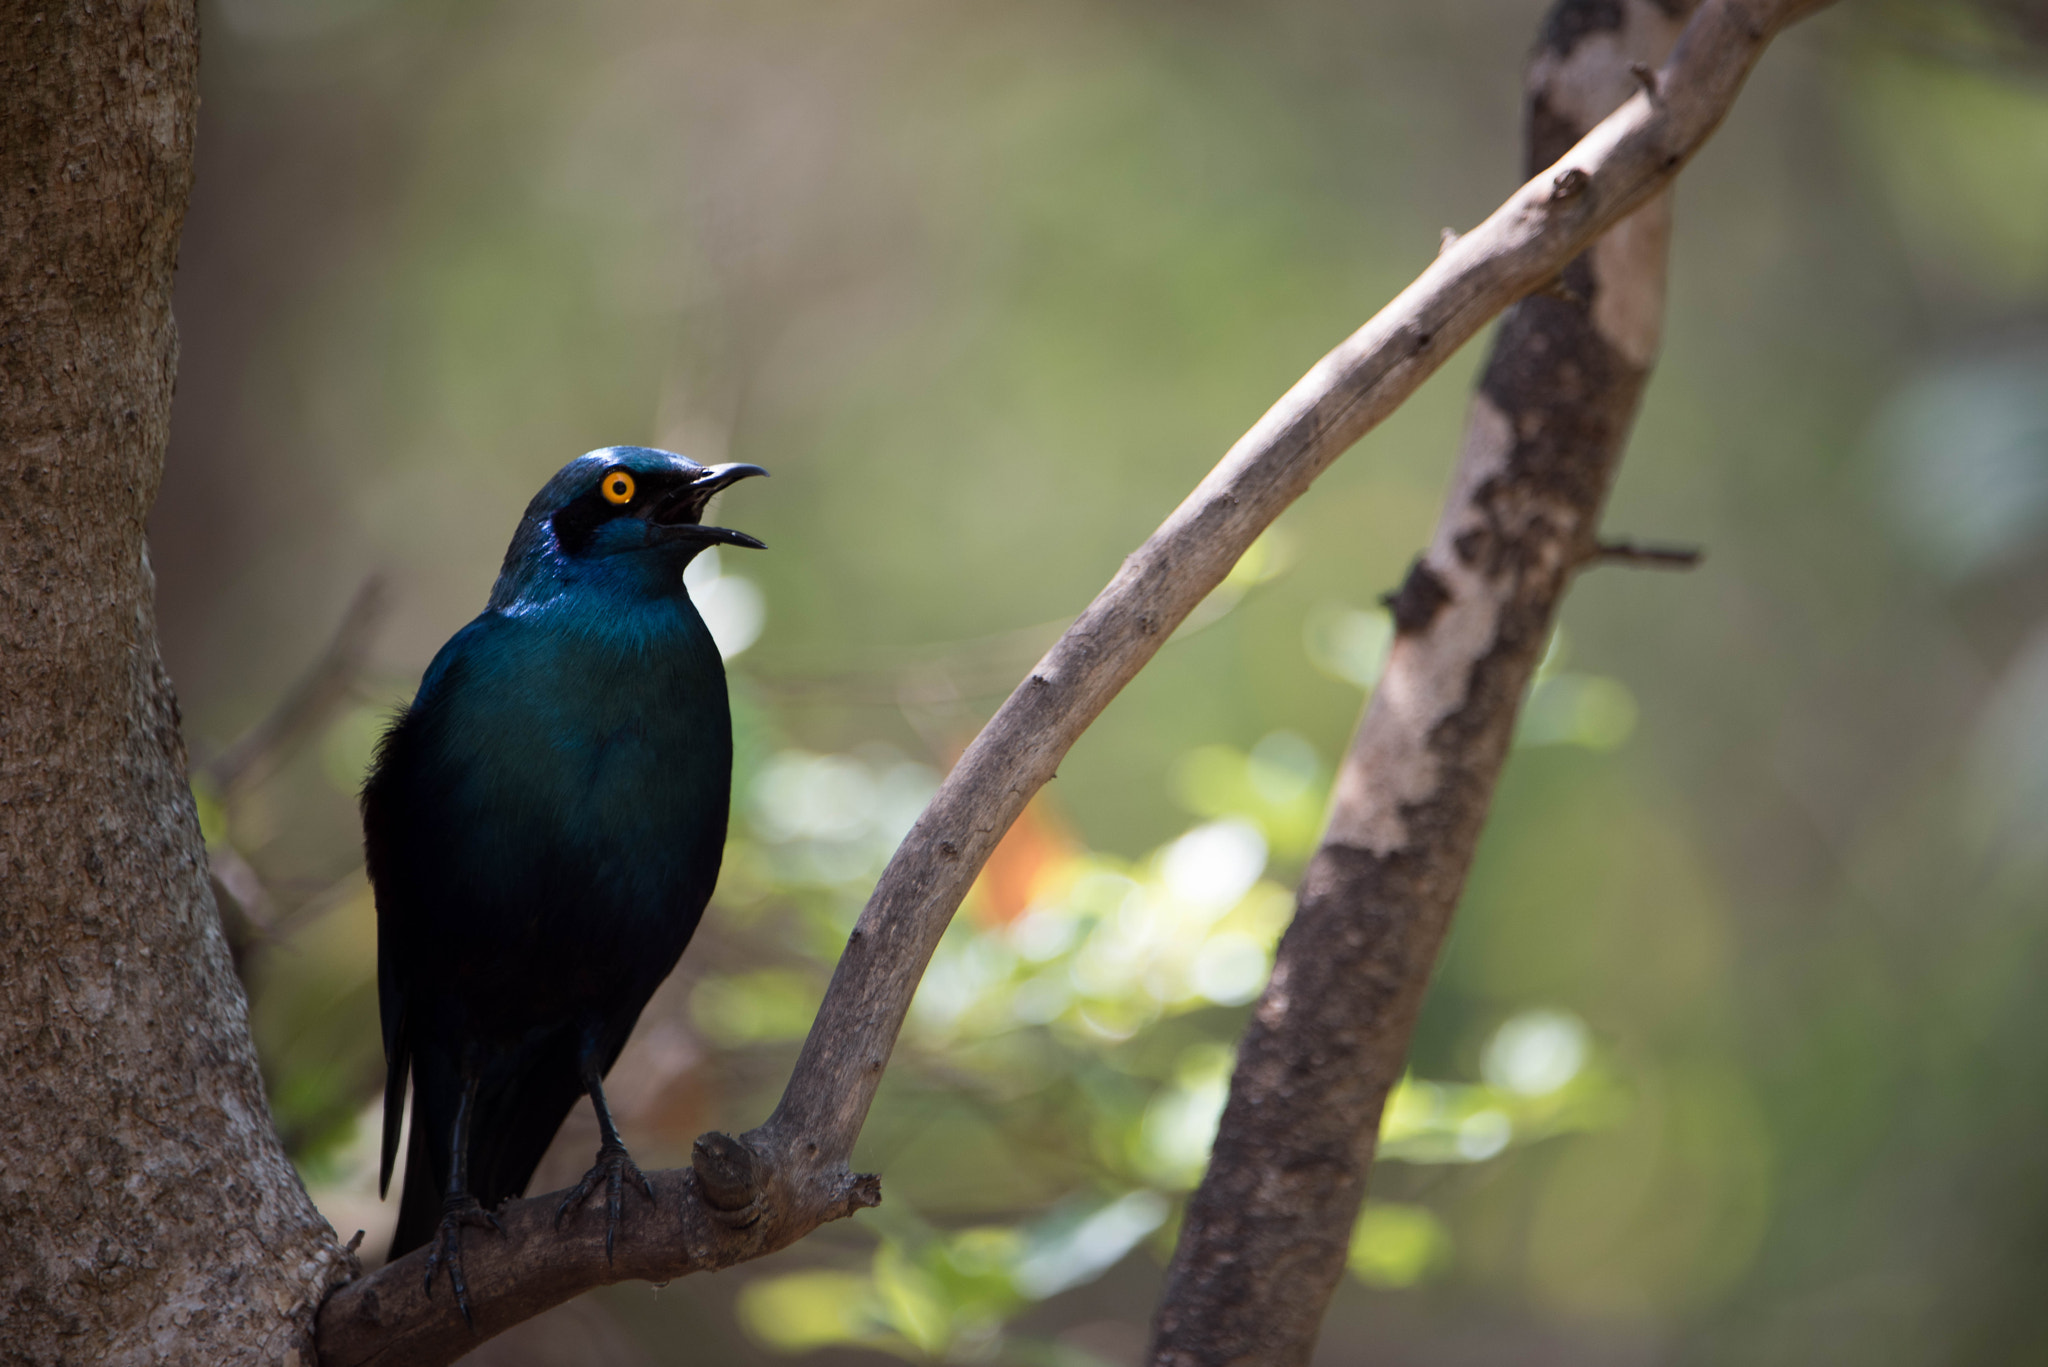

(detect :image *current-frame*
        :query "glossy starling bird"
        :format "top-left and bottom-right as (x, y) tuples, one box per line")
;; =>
(364, 446), (765, 1312)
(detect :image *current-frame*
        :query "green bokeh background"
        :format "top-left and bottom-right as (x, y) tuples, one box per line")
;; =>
(155, 0), (2048, 1362)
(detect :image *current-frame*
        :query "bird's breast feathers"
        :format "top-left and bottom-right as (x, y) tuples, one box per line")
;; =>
(375, 599), (732, 919)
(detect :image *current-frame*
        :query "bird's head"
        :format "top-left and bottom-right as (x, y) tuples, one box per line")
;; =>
(489, 446), (767, 610)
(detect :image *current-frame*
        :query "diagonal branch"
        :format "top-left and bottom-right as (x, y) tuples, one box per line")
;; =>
(313, 3), (1835, 1361)
(202, 574), (390, 798)
(1149, 0), (1717, 1360)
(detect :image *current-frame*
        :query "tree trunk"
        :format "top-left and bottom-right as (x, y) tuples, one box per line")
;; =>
(0, 4), (349, 1363)
(1149, 2), (1698, 1361)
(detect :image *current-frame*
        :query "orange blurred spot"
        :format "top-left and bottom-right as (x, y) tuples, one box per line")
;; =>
(972, 796), (1078, 925)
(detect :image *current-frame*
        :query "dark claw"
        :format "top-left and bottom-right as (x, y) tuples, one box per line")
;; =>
(421, 1197), (503, 1327)
(555, 1140), (656, 1262)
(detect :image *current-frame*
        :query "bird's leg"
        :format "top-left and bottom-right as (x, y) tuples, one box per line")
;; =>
(554, 1045), (655, 1261)
(421, 1068), (502, 1326)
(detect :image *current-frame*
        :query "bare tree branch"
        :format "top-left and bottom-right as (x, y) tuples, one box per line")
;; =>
(202, 574), (390, 797)
(1149, 1), (1718, 1360)
(200, 576), (390, 979)
(314, 2), (1835, 1360)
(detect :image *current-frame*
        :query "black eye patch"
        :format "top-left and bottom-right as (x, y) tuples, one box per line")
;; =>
(549, 492), (614, 557)
(549, 471), (689, 556)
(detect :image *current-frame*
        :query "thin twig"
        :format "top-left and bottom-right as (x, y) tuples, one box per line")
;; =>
(203, 575), (389, 797)
(1590, 537), (1705, 569)
(314, 4), (1835, 1361)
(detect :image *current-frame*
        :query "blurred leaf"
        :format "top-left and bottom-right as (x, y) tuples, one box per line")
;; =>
(191, 782), (229, 846)
(873, 1243), (954, 1356)
(737, 1271), (891, 1356)
(1170, 735), (1328, 859)
(1518, 674), (1638, 751)
(1482, 1009), (1590, 1097)
(321, 705), (390, 795)
(1850, 43), (2048, 295)
(691, 969), (824, 1047)
(1303, 602), (1392, 690)
(1011, 1190), (1170, 1299)
(1379, 1012), (1625, 1167)
(1135, 1044), (1233, 1189)
(1225, 528), (1297, 590)
(1348, 1203), (1453, 1289)
(1871, 337), (2048, 580)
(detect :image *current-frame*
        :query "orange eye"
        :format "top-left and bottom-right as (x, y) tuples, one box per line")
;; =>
(601, 470), (636, 505)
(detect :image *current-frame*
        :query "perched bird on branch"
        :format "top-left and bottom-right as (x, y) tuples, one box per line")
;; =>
(362, 446), (766, 1315)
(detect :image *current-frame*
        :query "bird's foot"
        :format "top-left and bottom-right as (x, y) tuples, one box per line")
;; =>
(555, 1140), (657, 1262)
(421, 1196), (504, 1327)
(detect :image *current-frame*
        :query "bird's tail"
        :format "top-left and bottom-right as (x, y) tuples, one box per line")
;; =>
(469, 1053), (587, 1208)
(389, 1117), (443, 1261)
(384, 1041), (589, 1263)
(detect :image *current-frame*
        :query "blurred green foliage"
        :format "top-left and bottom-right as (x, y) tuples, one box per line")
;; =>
(158, 0), (2048, 1361)
(683, 681), (1630, 1359)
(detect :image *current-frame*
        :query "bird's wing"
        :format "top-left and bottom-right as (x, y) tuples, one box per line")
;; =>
(374, 937), (409, 1199)
(365, 698), (424, 1199)
(361, 618), (496, 1199)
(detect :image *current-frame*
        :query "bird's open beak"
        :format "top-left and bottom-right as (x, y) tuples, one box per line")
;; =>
(648, 463), (768, 550)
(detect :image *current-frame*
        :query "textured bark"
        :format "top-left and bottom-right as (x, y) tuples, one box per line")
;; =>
(316, 4), (1830, 1362)
(1148, 3), (1703, 1363)
(0, 4), (351, 1363)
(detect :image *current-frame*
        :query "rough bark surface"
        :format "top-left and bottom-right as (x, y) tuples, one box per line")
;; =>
(316, 3), (1828, 1360)
(1148, 3), (1697, 1363)
(0, 4), (351, 1363)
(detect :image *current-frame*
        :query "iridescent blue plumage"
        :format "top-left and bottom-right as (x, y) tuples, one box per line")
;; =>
(364, 447), (765, 1308)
